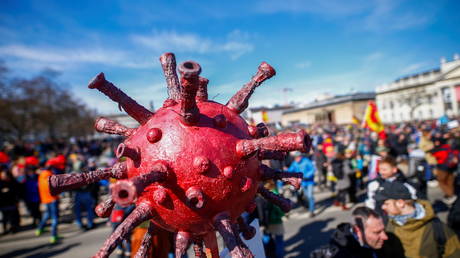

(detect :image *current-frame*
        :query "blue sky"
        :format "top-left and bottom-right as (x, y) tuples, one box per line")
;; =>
(1, 0), (459, 115)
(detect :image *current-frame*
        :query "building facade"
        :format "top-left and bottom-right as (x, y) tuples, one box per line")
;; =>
(376, 55), (460, 123)
(281, 93), (375, 126)
(245, 105), (294, 126)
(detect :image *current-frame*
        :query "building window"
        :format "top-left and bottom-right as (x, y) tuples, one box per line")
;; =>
(429, 109), (433, 118)
(442, 87), (452, 102)
(390, 101), (394, 109)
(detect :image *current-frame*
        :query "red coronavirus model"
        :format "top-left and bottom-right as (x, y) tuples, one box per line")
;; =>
(49, 53), (310, 258)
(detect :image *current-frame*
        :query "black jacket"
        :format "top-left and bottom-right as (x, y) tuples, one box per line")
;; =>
(311, 223), (406, 258)
(310, 223), (380, 258)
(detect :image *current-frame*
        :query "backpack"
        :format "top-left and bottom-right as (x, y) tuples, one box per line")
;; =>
(331, 159), (344, 180)
(432, 217), (446, 258)
(447, 197), (460, 238)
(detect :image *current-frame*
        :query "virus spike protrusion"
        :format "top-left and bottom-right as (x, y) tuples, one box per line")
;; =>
(196, 76), (209, 102)
(146, 128), (162, 143)
(256, 123), (269, 138)
(153, 187), (168, 206)
(226, 62), (276, 114)
(134, 222), (155, 258)
(175, 231), (191, 258)
(186, 186), (205, 209)
(236, 130), (311, 158)
(93, 202), (153, 258)
(258, 150), (287, 160)
(160, 53), (181, 102)
(95, 197), (115, 218)
(178, 61), (202, 125)
(213, 114), (227, 128)
(116, 143), (140, 161)
(258, 185), (292, 213)
(88, 72), (153, 125)
(260, 164), (302, 189)
(94, 117), (135, 137)
(237, 216), (256, 240)
(49, 162), (127, 196)
(193, 239), (206, 258)
(213, 212), (254, 258)
(111, 163), (168, 207)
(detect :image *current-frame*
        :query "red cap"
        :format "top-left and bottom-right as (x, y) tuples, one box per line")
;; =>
(25, 156), (39, 167)
(0, 152), (9, 163)
(46, 155), (66, 170)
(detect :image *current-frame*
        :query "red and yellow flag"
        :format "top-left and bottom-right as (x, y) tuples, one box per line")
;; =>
(261, 110), (269, 123)
(362, 101), (385, 134)
(352, 115), (361, 125)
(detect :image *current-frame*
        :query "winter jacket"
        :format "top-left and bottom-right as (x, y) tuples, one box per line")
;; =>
(386, 200), (460, 258)
(365, 171), (417, 210)
(332, 159), (354, 191)
(314, 150), (328, 170)
(432, 144), (458, 171)
(419, 135), (437, 165)
(0, 179), (20, 209)
(287, 157), (315, 186)
(38, 169), (59, 204)
(310, 223), (386, 258)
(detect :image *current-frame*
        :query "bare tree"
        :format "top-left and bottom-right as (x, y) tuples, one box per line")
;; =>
(397, 88), (432, 121)
(0, 62), (95, 141)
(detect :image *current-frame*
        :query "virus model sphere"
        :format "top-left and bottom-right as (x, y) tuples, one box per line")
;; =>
(48, 52), (311, 258)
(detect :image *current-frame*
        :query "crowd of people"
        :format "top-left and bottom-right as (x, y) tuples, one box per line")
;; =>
(1, 119), (460, 257)
(0, 138), (119, 243)
(259, 120), (460, 257)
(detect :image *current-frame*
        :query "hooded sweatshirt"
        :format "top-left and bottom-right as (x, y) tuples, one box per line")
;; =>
(386, 200), (460, 258)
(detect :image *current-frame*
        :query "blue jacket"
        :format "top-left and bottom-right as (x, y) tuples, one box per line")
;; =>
(288, 157), (315, 186)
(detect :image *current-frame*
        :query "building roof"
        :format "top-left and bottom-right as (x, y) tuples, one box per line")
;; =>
(394, 68), (441, 83)
(248, 105), (295, 113)
(283, 92), (375, 114)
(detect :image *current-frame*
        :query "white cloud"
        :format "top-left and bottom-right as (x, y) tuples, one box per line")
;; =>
(131, 30), (253, 60)
(254, 0), (434, 32)
(400, 62), (430, 74)
(363, 0), (432, 31)
(0, 44), (154, 70)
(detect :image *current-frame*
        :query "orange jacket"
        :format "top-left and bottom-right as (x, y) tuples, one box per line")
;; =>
(38, 169), (58, 204)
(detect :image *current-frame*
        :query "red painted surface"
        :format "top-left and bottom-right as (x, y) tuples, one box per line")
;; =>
(48, 52), (310, 258)
(122, 100), (260, 235)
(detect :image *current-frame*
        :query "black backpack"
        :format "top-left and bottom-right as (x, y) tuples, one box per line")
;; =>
(447, 197), (460, 238)
(331, 159), (344, 180)
(432, 217), (446, 258)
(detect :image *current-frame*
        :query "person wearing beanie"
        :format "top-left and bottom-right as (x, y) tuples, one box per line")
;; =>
(377, 181), (460, 258)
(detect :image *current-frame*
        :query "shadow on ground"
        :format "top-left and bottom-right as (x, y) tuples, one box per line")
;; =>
(284, 218), (334, 257)
(0, 242), (80, 258)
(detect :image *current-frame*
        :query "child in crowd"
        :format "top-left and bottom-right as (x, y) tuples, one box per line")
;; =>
(365, 156), (417, 216)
